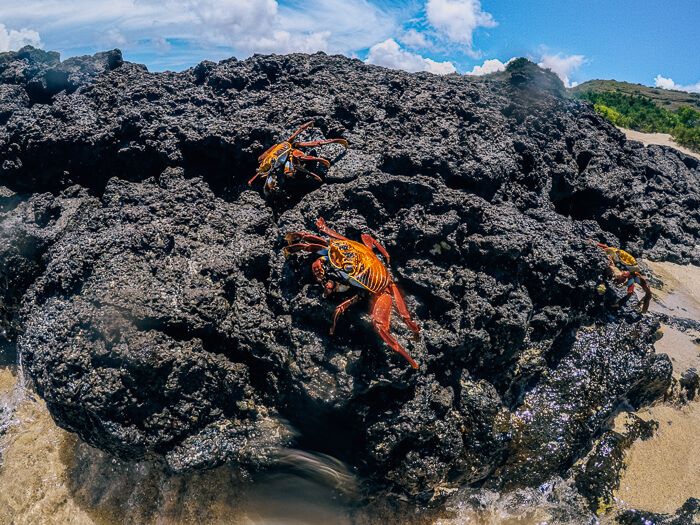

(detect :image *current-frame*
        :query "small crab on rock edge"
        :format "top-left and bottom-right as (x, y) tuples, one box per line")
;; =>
(249, 121), (348, 195)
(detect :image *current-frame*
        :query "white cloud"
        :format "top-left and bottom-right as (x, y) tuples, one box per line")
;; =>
(654, 74), (700, 93)
(240, 30), (331, 55)
(151, 37), (172, 53)
(400, 29), (431, 49)
(159, 0), (333, 55)
(537, 53), (585, 88)
(0, 23), (42, 52)
(186, 0), (277, 30)
(366, 38), (456, 74)
(654, 75), (675, 90)
(0, 0), (398, 65)
(465, 57), (515, 76)
(103, 28), (128, 47)
(426, 0), (496, 57)
(279, 0), (398, 54)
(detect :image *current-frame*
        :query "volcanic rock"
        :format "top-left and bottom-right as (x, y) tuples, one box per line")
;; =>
(617, 498), (700, 525)
(0, 47), (697, 499)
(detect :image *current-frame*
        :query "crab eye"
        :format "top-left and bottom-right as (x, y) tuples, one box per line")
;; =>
(344, 263), (354, 272)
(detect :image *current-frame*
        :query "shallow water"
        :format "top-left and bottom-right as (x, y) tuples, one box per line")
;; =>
(436, 481), (596, 525)
(0, 386), (359, 525)
(610, 261), (700, 516)
(1, 262), (698, 524)
(0, 388), (597, 525)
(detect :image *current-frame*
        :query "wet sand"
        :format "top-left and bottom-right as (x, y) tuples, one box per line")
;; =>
(0, 366), (16, 393)
(645, 260), (700, 379)
(613, 261), (700, 514)
(620, 128), (700, 160)
(646, 260), (700, 321)
(0, 366), (354, 525)
(616, 403), (700, 514)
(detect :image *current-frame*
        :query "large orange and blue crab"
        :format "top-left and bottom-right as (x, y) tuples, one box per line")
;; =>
(284, 218), (421, 369)
(249, 121), (348, 195)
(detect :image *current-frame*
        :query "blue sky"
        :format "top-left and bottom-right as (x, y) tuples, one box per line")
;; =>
(0, 1), (698, 91)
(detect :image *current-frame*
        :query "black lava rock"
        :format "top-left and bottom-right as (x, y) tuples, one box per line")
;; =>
(0, 47), (696, 500)
(679, 367), (699, 401)
(617, 498), (700, 525)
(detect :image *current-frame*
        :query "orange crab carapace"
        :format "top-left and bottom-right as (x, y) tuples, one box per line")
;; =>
(284, 218), (421, 369)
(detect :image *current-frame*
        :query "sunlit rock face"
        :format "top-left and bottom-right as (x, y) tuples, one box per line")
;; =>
(1, 46), (697, 500)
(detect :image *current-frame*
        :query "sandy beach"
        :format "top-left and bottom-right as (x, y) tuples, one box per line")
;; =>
(620, 128), (700, 160)
(613, 261), (700, 515)
(616, 403), (700, 514)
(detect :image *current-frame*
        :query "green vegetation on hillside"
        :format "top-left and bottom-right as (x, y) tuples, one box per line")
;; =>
(572, 79), (700, 111)
(575, 90), (700, 152)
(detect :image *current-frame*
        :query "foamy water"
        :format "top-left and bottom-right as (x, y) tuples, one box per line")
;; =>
(437, 480), (596, 525)
(0, 362), (24, 457)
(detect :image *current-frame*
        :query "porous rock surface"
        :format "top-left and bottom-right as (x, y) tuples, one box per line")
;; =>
(0, 47), (698, 500)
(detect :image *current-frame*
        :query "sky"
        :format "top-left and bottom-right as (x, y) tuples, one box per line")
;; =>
(0, 0), (698, 91)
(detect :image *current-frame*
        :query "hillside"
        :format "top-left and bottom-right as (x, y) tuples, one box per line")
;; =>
(572, 79), (700, 111)
(572, 80), (700, 152)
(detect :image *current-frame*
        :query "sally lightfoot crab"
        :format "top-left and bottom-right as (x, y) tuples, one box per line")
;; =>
(284, 218), (421, 369)
(596, 242), (652, 313)
(249, 121), (348, 195)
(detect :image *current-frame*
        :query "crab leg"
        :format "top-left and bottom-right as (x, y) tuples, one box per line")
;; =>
(389, 283), (420, 334)
(294, 138), (349, 149)
(371, 292), (419, 369)
(330, 294), (361, 335)
(295, 164), (324, 182)
(291, 149), (331, 168)
(361, 234), (391, 265)
(639, 275), (652, 314)
(284, 232), (327, 245)
(287, 121), (315, 142)
(248, 171), (264, 185)
(283, 242), (327, 257)
(316, 217), (351, 241)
